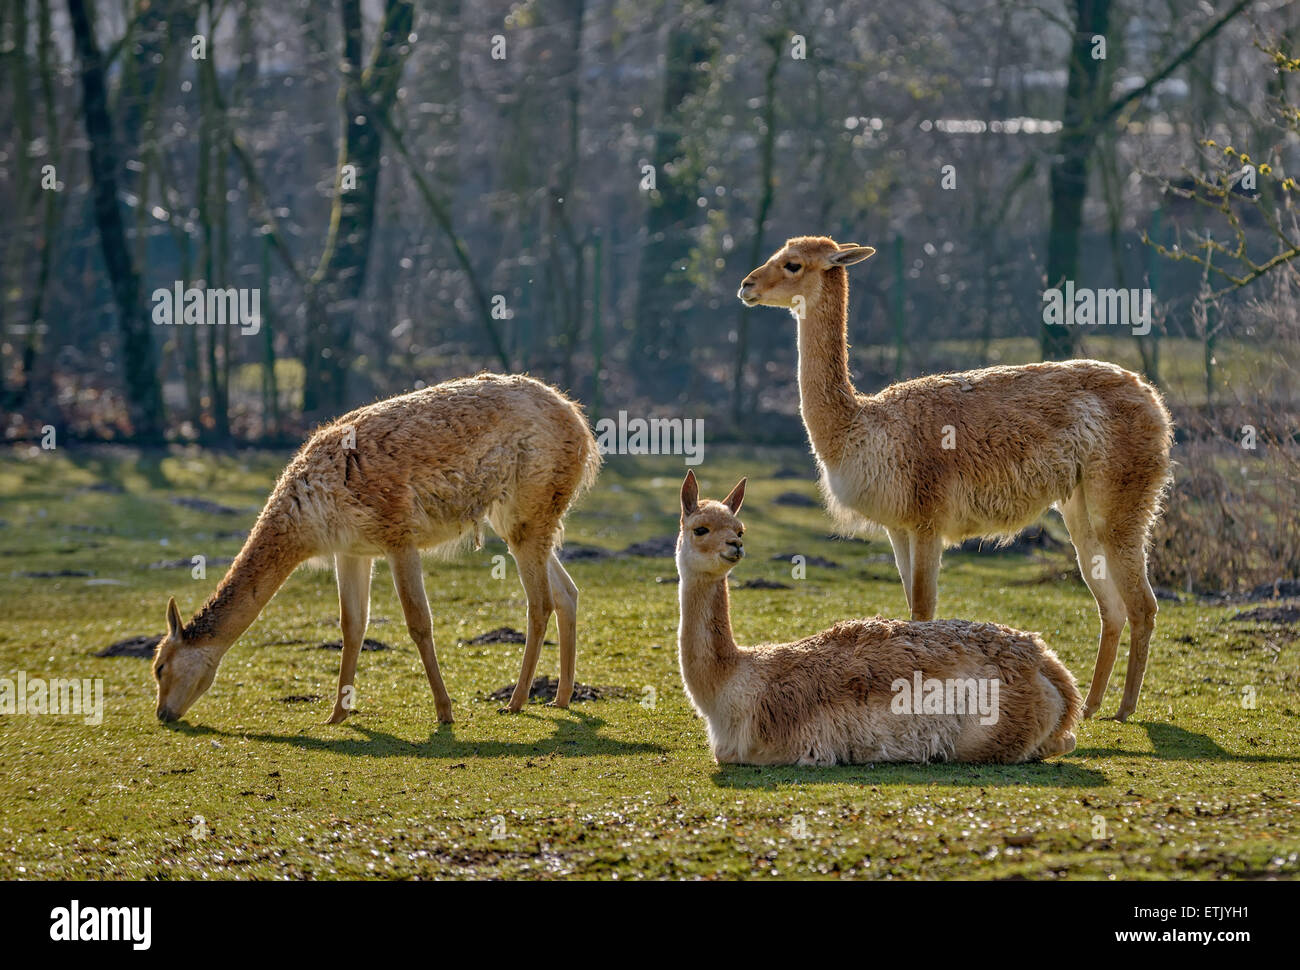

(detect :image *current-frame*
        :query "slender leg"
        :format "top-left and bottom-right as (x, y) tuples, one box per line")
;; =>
(388, 547), (454, 723)
(327, 554), (372, 724)
(886, 527), (914, 615)
(503, 544), (554, 713)
(1061, 493), (1127, 719)
(547, 553), (579, 708)
(908, 532), (943, 621)
(1107, 545), (1158, 722)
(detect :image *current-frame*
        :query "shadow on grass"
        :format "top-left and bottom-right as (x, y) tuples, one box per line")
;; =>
(712, 720), (1300, 789)
(712, 758), (1108, 790)
(1073, 721), (1300, 763)
(169, 706), (665, 758)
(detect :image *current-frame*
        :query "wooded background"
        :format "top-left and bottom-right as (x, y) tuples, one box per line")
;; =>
(1, 0), (1297, 443)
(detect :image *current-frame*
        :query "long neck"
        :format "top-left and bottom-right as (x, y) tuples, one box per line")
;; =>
(677, 570), (740, 708)
(183, 494), (314, 654)
(796, 267), (862, 466)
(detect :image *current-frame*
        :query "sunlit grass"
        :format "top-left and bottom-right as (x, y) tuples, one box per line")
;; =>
(0, 444), (1296, 879)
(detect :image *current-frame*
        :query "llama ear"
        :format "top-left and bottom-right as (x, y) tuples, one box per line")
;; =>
(681, 470), (699, 515)
(827, 245), (876, 267)
(722, 477), (746, 514)
(166, 597), (184, 639)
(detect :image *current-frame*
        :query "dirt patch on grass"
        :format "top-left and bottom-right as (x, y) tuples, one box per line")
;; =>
(279, 694), (322, 704)
(1195, 577), (1300, 605)
(458, 627), (555, 646)
(957, 525), (1063, 555)
(170, 497), (249, 516)
(318, 638), (390, 651)
(557, 543), (616, 562)
(1013, 566), (1084, 587)
(1232, 604), (1300, 625)
(735, 577), (793, 589)
(622, 535), (678, 557)
(657, 575), (794, 588)
(481, 676), (627, 704)
(772, 491), (818, 508)
(770, 552), (840, 568)
(96, 634), (161, 657)
(1245, 579), (1300, 601)
(148, 556), (233, 570)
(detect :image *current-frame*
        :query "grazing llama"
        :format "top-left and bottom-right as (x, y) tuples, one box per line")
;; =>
(675, 471), (1081, 765)
(153, 373), (600, 724)
(738, 235), (1173, 722)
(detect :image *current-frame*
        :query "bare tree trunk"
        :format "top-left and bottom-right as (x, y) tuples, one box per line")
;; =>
(633, 0), (724, 389)
(555, 0), (587, 392)
(2, 0), (33, 408)
(1043, 0), (1254, 359)
(196, 4), (231, 440)
(66, 0), (165, 439)
(21, 0), (65, 404)
(260, 233), (279, 436)
(731, 31), (781, 422)
(1043, 0), (1110, 360)
(303, 0), (414, 417)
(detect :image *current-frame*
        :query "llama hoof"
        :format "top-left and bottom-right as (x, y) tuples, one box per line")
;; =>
(497, 705), (520, 715)
(546, 700), (570, 710)
(1046, 733), (1076, 757)
(1082, 703), (1100, 719)
(1109, 709), (1134, 723)
(325, 707), (350, 725)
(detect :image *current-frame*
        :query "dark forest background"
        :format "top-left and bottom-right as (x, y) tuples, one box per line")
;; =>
(0, 0), (1298, 451)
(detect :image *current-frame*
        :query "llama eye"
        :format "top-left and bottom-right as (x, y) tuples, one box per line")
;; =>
(694, 527), (709, 536)
(783, 261), (801, 272)
(155, 664), (165, 678)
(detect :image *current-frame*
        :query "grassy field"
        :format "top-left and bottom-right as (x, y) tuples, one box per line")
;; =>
(0, 442), (1297, 880)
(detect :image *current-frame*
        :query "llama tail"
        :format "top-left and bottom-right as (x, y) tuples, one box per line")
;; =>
(544, 405), (603, 558)
(576, 419), (603, 499)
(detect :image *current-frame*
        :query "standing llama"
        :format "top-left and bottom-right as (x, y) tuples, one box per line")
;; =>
(153, 373), (601, 724)
(675, 471), (1081, 765)
(738, 236), (1172, 722)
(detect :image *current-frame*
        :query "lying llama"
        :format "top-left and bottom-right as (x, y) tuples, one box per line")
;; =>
(153, 373), (600, 724)
(738, 236), (1172, 722)
(675, 471), (1082, 765)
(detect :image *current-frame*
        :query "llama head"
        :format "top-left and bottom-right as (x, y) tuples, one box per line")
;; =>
(153, 597), (221, 722)
(676, 470), (747, 578)
(737, 236), (876, 313)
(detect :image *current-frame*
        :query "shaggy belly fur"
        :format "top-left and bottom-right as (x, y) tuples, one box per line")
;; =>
(822, 455), (1076, 544)
(694, 619), (1081, 767)
(712, 696), (1057, 766)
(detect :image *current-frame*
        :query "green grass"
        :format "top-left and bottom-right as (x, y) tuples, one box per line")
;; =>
(0, 443), (1297, 879)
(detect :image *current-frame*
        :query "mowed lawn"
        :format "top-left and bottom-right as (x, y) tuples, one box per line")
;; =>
(0, 442), (1297, 880)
